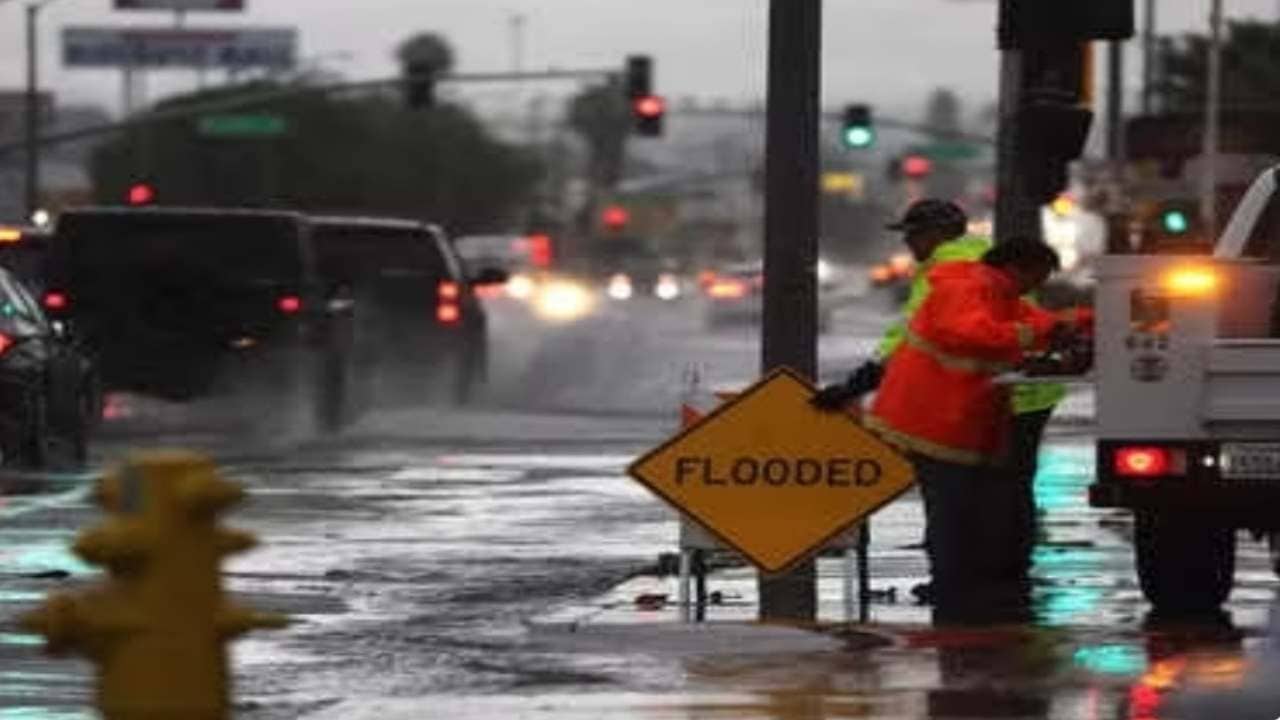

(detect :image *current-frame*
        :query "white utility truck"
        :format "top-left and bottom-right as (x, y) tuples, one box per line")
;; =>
(1089, 166), (1280, 613)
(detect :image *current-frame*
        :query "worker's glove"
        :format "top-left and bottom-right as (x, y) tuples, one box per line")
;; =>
(811, 361), (883, 412)
(848, 360), (884, 394)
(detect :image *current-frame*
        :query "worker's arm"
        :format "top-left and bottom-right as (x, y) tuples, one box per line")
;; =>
(919, 283), (1057, 364)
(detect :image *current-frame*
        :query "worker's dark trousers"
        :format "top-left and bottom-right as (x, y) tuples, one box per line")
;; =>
(1007, 408), (1054, 586)
(914, 454), (1030, 623)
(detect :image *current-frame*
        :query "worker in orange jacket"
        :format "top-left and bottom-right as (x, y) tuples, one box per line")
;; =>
(862, 239), (1086, 622)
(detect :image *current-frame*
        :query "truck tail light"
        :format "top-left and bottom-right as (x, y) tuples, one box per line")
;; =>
(276, 295), (303, 315)
(42, 290), (69, 312)
(0, 332), (12, 356)
(1114, 446), (1187, 477)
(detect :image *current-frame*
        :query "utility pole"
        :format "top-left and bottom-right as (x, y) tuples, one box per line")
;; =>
(1107, 42), (1123, 160)
(1142, 0), (1156, 115)
(1201, 0), (1223, 239)
(1106, 41), (1129, 253)
(510, 13), (528, 144)
(24, 2), (40, 220)
(759, 0), (820, 622)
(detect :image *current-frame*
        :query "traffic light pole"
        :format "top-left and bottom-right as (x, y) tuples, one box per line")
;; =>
(759, 0), (820, 622)
(0, 68), (622, 160)
(994, 50), (1042, 244)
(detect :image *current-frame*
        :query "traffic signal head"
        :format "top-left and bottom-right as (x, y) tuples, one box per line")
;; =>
(404, 61), (437, 110)
(1144, 200), (1206, 253)
(626, 55), (653, 99)
(1017, 103), (1094, 203)
(127, 183), (155, 206)
(1000, 0), (1135, 49)
(901, 154), (933, 179)
(841, 104), (874, 149)
(601, 205), (630, 230)
(1161, 207), (1190, 235)
(632, 94), (665, 137)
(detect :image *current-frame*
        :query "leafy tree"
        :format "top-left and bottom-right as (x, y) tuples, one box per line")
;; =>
(395, 32), (455, 74)
(567, 78), (629, 191)
(924, 88), (962, 136)
(564, 79), (630, 244)
(919, 87), (967, 200)
(1156, 20), (1280, 113)
(90, 80), (542, 233)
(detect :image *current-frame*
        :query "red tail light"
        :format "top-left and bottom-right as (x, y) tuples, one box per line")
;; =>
(0, 333), (12, 356)
(526, 234), (553, 268)
(1115, 446), (1173, 477)
(436, 304), (461, 324)
(42, 291), (68, 311)
(276, 295), (303, 314)
(437, 281), (462, 325)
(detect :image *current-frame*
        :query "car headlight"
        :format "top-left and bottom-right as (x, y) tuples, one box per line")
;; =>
(534, 280), (595, 321)
(606, 274), (634, 301)
(654, 273), (681, 301)
(816, 259), (834, 284)
(506, 273), (537, 300)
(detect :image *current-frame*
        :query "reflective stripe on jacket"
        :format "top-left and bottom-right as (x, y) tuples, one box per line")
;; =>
(868, 261), (1059, 465)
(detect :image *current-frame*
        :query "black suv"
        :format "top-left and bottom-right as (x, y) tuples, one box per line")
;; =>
(310, 217), (501, 406)
(45, 208), (352, 433)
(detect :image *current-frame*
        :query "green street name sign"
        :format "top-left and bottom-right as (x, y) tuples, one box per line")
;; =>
(915, 141), (982, 161)
(197, 114), (288, 138)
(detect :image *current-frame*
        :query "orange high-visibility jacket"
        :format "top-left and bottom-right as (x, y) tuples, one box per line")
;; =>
(866, 261), (1061, 466)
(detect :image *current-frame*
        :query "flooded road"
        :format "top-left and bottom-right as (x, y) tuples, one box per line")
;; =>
(0, 297), (1276, 719)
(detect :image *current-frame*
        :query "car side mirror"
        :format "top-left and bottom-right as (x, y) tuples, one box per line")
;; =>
(470, 268), (509, 287)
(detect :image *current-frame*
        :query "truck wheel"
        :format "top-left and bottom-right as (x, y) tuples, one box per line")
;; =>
(1134, 511), (1235, 614)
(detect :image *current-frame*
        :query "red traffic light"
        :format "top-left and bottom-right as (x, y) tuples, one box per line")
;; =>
(601, 205), (630, 230)
(901, 155), (933, 179)
(127, 183), (156, 206)
(633, 95), (665, 119)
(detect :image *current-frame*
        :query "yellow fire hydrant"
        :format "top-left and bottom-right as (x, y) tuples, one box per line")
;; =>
(21, 450), (287, 720)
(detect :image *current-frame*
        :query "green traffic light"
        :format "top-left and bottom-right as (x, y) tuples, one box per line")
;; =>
(843, 126), (874, 149)
(1162, 209), (1190, 234)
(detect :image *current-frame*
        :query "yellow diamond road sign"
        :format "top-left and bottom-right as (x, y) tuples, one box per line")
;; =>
(629, 368), (915, 575)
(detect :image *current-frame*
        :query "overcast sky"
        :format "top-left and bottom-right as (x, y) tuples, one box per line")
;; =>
(2, 0), (1279, 120)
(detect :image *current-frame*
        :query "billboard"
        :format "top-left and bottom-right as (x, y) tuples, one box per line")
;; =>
(63, 27), (295, 70)
(114, 0), (245, 10)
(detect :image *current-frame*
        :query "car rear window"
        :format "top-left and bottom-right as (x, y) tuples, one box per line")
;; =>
(56, 212), (305, 285)
(313, 225), (447, 286)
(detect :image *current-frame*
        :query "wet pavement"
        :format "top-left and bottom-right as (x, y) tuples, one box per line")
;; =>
(0, 297), (1276, 719)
